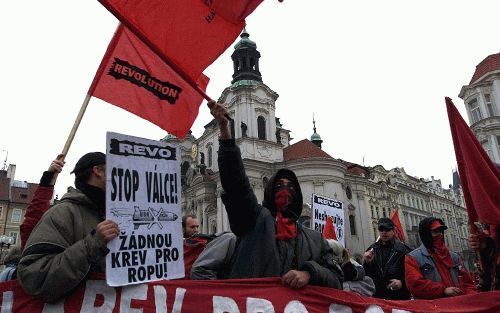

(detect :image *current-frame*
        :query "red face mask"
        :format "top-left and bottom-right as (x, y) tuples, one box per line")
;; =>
(274, 188), (297, 240)
(432, 233), (454, 268)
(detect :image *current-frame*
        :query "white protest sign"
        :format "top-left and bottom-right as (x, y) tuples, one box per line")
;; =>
(311, 193), (345, 246)
(105, 131), (184, 286)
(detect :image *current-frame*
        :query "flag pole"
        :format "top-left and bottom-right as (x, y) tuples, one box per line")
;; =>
(52, 94), (92, 183)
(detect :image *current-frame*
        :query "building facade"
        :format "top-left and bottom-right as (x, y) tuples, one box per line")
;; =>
(0, 164), (39, 248)
(164, 30), (473, 266)
(459, 53), (500, 164)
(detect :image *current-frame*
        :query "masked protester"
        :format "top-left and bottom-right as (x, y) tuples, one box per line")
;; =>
(405, 217), (477, 299)
(209, 101), (343, 289)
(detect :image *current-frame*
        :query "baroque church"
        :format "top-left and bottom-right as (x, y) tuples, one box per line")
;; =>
(163, 31), (472, 264)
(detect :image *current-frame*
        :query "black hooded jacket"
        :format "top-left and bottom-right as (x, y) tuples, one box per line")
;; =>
(419, 217), (445, 252)
(218, 139), (343, 288)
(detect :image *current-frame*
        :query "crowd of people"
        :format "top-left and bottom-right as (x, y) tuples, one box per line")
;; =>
(0, 100), (497, 303)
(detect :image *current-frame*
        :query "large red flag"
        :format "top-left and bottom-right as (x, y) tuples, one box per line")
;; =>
(390, 208), (406, 242)
(89, 25), (209, 139)
(445, 97), (500, 225)
(98, 0), (263, 81)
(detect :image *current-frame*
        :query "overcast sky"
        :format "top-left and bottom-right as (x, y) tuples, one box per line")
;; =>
(1, 1), (499, 198)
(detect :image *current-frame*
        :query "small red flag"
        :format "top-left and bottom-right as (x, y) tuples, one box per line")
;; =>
(390, 208), (406, 242)
(445, 97), (500, 225)
(89, 25), (209, 139)
(98, 0), (262, 81)
(323, 216), (337, 240)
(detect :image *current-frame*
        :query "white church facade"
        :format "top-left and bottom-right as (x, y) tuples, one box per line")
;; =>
(164, 31), (472, 265)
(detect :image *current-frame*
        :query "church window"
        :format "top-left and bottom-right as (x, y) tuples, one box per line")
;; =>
(207, 146), (213, 167)
(469, 99), (482, 123)
(349, 215), (356, 235)
(346, 186), (352, 199)
(200, 152), (205, 165)
(257, 116), (266, 140)
(230, 119), (235, 139)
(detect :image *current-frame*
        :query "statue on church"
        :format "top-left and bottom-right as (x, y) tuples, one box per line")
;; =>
(241, 122), (248, 137)
(275, 129), (282, 144)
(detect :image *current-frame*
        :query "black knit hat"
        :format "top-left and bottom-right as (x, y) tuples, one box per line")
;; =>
(71, 152), (106, 175)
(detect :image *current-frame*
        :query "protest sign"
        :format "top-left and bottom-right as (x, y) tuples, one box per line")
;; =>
(311, 193), (345, 246)
(106, 131), (183, 286)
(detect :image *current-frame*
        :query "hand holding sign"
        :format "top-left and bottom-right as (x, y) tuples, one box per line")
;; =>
(97, 220), (120, 243)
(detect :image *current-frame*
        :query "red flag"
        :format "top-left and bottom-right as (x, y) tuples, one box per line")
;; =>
(323, 216), (337, 240)
(89, 25), (209, 139)
(98, 0), (262, 81)
(390, 208), (406, 242)
(209, 0), (263, 24)
(445, 97), (500, 225)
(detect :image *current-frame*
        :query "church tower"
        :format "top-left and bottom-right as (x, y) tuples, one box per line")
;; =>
(217, 29), (289, 163)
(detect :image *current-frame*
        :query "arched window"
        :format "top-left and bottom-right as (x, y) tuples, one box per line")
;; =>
(207, 145), (213, 167)
(200, 152), (205, 165)
(230, 119), (235, 139)
(257, 116), (266, 140)
(349, 215), (356, 235)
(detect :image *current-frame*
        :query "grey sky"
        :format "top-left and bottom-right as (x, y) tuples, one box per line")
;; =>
(1, 1), (498, 198)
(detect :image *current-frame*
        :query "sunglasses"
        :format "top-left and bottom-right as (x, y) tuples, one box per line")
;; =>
(378, 227), (393, 232)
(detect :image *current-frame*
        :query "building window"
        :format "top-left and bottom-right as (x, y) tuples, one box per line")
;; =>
(257, 116), (266, 140)
(382, 208), (387, 218)
(8, 232), (18, 245)
(469, 99), (482, 123)
(497, 136), (500, 156)
(200, 152), (205, 165)
(11, 209), (22, 223)
(349, 215), (357, 235)
(230, 119), (235, 139)
(207, 145), (213, 168)
(375, 207), (380, 219)
(346, 186), (352, 200)
(20, 194), (27, 199)
(485, 94), (496, 117)
(370, 205), (375, 218)
(481, 140), (493, 158)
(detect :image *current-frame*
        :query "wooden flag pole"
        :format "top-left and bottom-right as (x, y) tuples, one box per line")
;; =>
(52, 94), (92, 184)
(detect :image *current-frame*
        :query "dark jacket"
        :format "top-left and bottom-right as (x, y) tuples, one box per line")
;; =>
(17, 187), (108, 303)
(364, 238), (412, 300)
(218, 139), (343, 288)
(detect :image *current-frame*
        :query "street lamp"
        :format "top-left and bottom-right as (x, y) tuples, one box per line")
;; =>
(0, 235), (14, 265)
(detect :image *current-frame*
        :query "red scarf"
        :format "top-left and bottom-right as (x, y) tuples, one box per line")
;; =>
(274, 189), (297, 240)
(432, 234), (454, 268)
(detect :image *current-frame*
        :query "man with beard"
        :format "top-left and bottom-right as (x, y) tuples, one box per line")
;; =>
(363, 218), (412, 300)
(405, 217), (477, 299)
(18, 152), (119, 302)
(209, 100), (343, 289)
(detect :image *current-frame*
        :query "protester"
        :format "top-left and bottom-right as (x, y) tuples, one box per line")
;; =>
(20, 156), (64, 250)
(183, 214), (200, 238)
(17, 152), (119, 302)
(182, 214), (217, 279)
(209, 100), (343, 289)
(191, 232), (237, 280)
(327, 239), (375, 296)
(469, 225), (500, 291)
(363, 217), (412, 300)
(0, 246), (21, 281)
(405, 217), (477, 299)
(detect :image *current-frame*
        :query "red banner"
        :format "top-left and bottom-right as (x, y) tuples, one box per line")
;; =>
(391, 208), (406, 242)
(98, 0), (251, 81)
(89, 25), (209, 139)
(1, 277), (498, 312)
